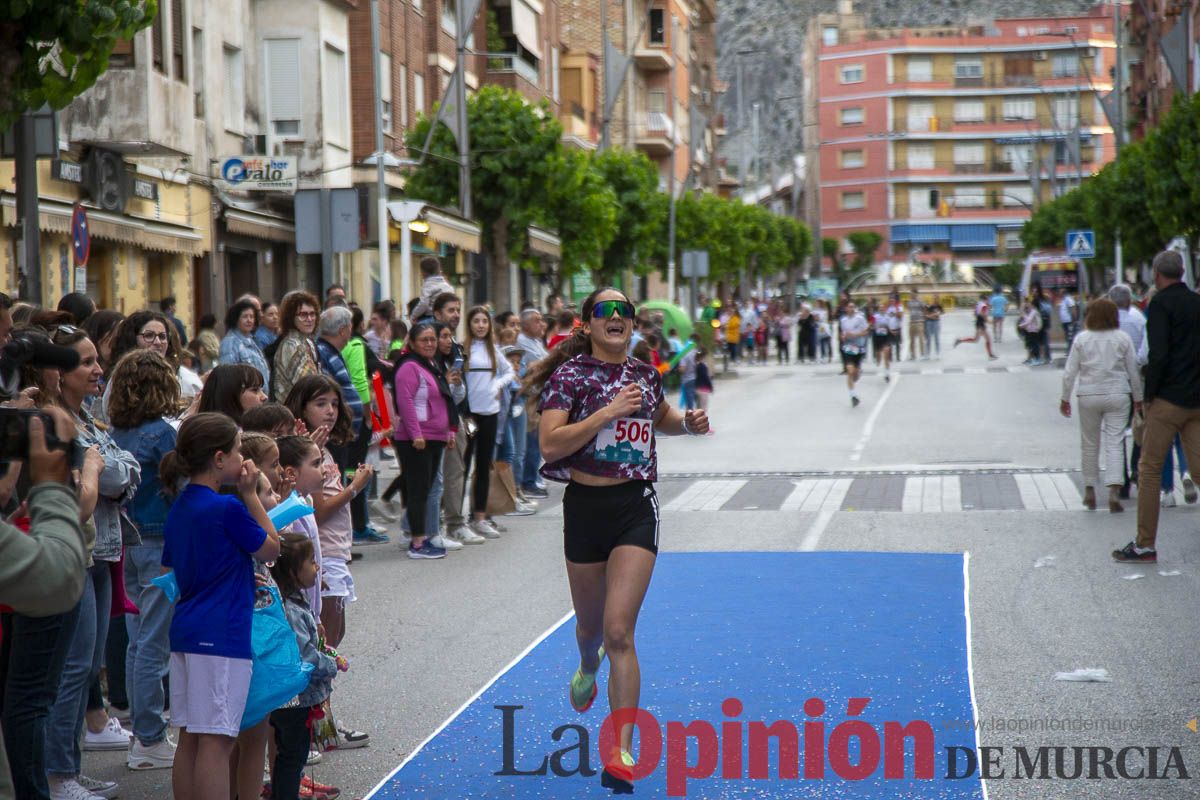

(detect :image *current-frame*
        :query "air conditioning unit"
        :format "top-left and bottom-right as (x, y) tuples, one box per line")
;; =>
(1033, 51), (1048, 61)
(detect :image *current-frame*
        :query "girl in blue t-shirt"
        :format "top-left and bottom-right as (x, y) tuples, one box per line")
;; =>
(160, 412), (281, 800)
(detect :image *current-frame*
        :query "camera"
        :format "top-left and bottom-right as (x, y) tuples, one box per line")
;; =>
(0, 332), (85, 467)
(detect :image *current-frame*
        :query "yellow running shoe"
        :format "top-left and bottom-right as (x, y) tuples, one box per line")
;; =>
(568, 645), (605, 712)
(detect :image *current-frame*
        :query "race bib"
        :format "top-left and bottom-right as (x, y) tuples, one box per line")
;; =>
(594, 417), (654, 465)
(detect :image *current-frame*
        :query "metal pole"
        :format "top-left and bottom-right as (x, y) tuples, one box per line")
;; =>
(1113, 0), (1124, 277)
(456, 4), (471, 220)
(667, 18), (677, 304)
(14, 113), (41, 304)
(371, 0), (391, 302)
(320, 188), (333, 291)
(751, 102), (761, 186)
(400, 220), (413, 319)
(600, 0), (609, 150)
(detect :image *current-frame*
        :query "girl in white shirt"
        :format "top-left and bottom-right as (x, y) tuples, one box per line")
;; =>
(463, 307), (517, 537)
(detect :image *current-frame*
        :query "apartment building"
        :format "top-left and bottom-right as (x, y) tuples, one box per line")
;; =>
(807, 2), (1118, 271)
(1126, 0), (1193, 140)
(559, 0), (721, 193)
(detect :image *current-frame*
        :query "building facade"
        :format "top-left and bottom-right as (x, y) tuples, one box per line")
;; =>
(1126, 0), (1194, 140)
(809, 2), (1118, 271)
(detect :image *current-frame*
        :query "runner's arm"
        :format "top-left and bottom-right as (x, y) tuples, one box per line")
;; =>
(539, 408), (616, 463)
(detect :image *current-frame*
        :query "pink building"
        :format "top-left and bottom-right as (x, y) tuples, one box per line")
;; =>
(806, 3), (1119, 270)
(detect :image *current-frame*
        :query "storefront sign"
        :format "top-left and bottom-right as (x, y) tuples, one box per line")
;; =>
(132, 177), (158, 201)
(218, 156), (297, 192)
(52, 158), (85, 184)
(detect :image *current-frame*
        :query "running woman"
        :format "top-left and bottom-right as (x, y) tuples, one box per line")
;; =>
(883, 292), (903, 382)
(524, 288), (710, 793)
(954, 293), (998, 360)
(840, 301), (870, 407)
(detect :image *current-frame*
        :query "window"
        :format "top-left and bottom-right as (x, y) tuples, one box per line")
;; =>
(380, 52), (393, 133)
(1052, 53), (1078, 78)
(191, 28), (203, 116)
(840, 64), (864, 83)
(841, 191), (865, 210)
(647, 90), (666, 114)
(906, 100), (934, 132)
(839, 106), (864, 125)
(222, 45), (244, 133)
(908, 56), (932, 82)
(323, 43), (349, 147)
(110, 36), (135, 67)
(1002, 98), (1036, 120)
(1053, 95), (1079, 126)
(823, 26), (838, 46)
(171, 0), (186, 79)
(1002, 145), (1033, 168)
(954, 186), (985, 207)
(411, 0), (420, 9)
(1003, 186), (1034, 206)
(552, 47), (560, 102)
(953, 142), (985, 165)
(907, 143), (935, 169)
(1063, 25), (1079, 35)
(1092, 24), (1106, 34)
(1035, 26), (1050, 35)
(1016, 26), (1028, 36)
(442, 0), (457, 35)
(954, 58), (983, 80)
(910, 187), (937, 218)
(152, 6), (165, 72)
(840, 149), (865, 168)
(399, 65), (409, 127)
(953, 99), (985, 122)
(413, 71), (425, 116)
(649, 8), (665, 45)
(1004, 232), (1024, 250)
(265, 39), (302, 138)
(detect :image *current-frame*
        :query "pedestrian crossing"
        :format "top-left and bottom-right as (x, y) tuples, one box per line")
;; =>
(778, 363), (1044, 379)
(653, 471), (1108, 513)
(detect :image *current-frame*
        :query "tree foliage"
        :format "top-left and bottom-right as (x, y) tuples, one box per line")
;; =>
(539, 150), (618, 278)
(0, 0), (156, 131)
(1143, 91), (1200, 251)
(593, 148), (664, 280)
(846, 230), (883, 270)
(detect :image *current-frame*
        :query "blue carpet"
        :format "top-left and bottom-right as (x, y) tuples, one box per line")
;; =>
(367, 552), (985, 799)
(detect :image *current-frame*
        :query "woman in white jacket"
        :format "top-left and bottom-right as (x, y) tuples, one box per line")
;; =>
(1060, 298), (1143, 512)
(463, 306), (517, 538)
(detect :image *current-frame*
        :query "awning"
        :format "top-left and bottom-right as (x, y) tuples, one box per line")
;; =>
(891, 224), (949, 244)
(425, 207), (482, 253)
(225, 208), (296, 243)
(528, 225), (561, 259)
(1, 196), (205, 255)
(512, 0), (542, 58)
(950, 224), (998, 250)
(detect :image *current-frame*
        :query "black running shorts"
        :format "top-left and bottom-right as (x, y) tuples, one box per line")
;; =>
(562, 480), (660, 564)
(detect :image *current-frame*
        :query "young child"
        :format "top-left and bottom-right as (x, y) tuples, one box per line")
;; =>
(198, 363), (269, 427)
(695, 349), (713, 412)
(268, 534), (340, 800)
(277, 435), (326, 618)
(242, 402), (298, 438)
(282, 376), (371, 650)
(160, 412), (281, 800)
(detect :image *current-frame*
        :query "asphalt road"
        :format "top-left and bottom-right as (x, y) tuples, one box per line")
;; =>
(93, 311), (1200, 799)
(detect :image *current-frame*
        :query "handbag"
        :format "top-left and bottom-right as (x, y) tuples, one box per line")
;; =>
(240, 585), (314, 730)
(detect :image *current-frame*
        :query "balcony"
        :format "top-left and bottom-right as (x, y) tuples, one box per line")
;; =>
(635, 112), (675, 157)
(61, 63), (194, 157)
(634, 42), (673, 71)
(486, 54), (542, 101)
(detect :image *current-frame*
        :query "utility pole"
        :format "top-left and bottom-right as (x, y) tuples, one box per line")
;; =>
(667, 17), (678, 305)
(1113, 0), (1124, 277)
(14, 113), (41, 304)
(370, 0), (390, 301)
(456, 1), (472, 220)
(600, 0), (609, 150)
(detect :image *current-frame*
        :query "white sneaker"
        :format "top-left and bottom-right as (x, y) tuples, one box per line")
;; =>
(127, 736), (176, 770)
(370, 498), (398, 521)
(504, 501), (536, 516)
(306, 748), (322, 766)
(82, 716), (131, 751)
(430, 532), (463, 551)
(450, 525), (486, 545)
(48, 777), (105, 800)
(76, 775), (119, 799)
(470, 518), (501, 539)
(1162, 491), (1178, 508)
(1183, 474), (1198, 504)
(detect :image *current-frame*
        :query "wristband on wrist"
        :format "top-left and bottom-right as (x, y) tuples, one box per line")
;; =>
(681, 416), (692, 436)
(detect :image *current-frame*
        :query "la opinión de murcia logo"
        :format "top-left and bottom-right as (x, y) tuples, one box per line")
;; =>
(493, 698), (1192, 796)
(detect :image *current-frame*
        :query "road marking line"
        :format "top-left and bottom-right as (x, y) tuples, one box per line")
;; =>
(850, 372), (900, 462)
(801, 479), (834, 512)
(962, 552), (991, 800)
(920, 368), (942, 375)
(800, 510), (835, 551)
(923, 475), (943, 512)
(942, 475), (963, 512)
(1007, 365), (1031, 373)
(1014, 473), (1045, 510)
(826, 478), (852, 511)
(1032, 473), (1068, 510)
(661, 479), (716, 511)
(902, 477), (924, 513)
(782, 480), (818, 511)
(964, 367), (987, 375)
(699, 479), (747, 511)
(1050, 473), (1081, 509)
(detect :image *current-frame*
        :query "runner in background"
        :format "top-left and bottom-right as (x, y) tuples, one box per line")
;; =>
(840, 301), (869, 408)
(954, 293), (998, 360)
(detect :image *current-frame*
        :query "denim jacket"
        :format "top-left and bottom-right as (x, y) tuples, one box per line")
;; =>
(280, 591), (337, 708)
(73, 406), (141, 561)
(220, 331), (271, 387)
(111, 419), (177, 537)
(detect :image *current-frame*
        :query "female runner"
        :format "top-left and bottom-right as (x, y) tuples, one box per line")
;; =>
(525, 288), (710, 792)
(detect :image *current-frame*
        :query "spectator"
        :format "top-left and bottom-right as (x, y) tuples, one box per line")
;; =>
(0, 291), (12, 346)
(325, 284), (347, 309)
(547, 310), (577, 350)
(411, 257), (455, 321)
(341, 306), (390, 541)
(82, 309), (125, 373)
(160, 296), (188, 345)
(219, 299), (270, 387)
(107, 309), (203, 413)
(198, 363), (268, 427)
(191, 313), (221, 374)
(365, 302), (392, 361)
(57, 292), (96, 326)
(269, 290), (321, 403)
(517, 309), (549, 498)
(1114, 250), (1200, 563)
(255, 301), (281, 351)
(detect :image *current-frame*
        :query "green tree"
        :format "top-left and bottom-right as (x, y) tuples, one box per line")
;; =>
(593, 148), (664, 279)
(993, 259), (1024, 290)
(1020, 188), (1088, 252)
(404, 86), (563, 289)
(846, 230), (883, 270)
(540, 150), (619, 282)
(1144, 91), (1200, 255)
(0, 0), (157, 130)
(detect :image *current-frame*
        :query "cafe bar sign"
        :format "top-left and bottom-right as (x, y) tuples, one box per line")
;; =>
(217, 156), (297, 192)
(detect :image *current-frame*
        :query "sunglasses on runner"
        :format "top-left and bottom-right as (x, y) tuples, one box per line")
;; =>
(591, 300), (636, 320)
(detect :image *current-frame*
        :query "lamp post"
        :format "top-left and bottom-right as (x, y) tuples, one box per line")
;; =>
(387, 199), (427, 315)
